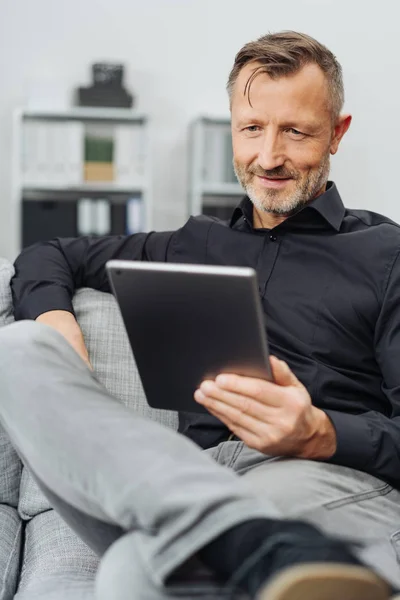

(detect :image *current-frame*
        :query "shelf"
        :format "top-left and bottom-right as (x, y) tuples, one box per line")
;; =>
(22, 182), (146, 194)
(20, 107), (147, 124)
(12, 107), (152, 255)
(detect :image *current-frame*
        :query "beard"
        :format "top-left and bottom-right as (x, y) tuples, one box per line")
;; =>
(233, 153), (331, 216)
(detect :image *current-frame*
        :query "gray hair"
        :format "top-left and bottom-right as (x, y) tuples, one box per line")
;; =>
(227, 31), (344, 120)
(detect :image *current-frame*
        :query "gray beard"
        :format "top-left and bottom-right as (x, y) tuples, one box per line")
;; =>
(234, 156), (331, 217)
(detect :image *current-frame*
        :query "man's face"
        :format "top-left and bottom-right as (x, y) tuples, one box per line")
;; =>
(231, 62), (341, 217)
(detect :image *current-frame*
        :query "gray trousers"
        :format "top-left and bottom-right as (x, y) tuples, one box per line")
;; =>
(1, 321), (400, 599)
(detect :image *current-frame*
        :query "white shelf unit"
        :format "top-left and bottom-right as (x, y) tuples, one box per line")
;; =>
(188, 117), (243, 220)
(12, 107), (152, 252)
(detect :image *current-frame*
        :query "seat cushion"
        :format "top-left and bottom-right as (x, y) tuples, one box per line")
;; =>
(14, 510), (97, 600)
(0, 505), (22, 600)
(18, 469), (49, 520)
(14, 579), (95, 600)
(0, 260), (23, 508)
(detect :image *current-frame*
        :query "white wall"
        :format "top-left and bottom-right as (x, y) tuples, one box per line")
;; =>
(1, 0), (400, 261)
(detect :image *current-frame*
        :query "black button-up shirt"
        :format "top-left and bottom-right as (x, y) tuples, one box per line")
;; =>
(11, 182), (400, 488)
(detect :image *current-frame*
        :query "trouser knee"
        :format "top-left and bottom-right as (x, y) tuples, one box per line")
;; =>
(0, 320), (74, 369)
(0, 320), (56, 355)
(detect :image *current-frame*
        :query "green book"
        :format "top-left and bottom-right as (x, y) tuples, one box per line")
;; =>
(85, 136), (114, 163)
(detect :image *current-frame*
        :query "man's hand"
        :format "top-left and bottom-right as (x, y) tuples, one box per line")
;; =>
(36, 310), (92, 370)
(194, 356), (336, 460)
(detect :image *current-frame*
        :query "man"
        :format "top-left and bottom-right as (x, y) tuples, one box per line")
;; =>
(1, 30), (400, 600)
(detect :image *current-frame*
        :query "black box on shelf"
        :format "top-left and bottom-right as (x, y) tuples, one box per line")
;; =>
(77, 86), (133, 108)
(76, 61), (134, 108)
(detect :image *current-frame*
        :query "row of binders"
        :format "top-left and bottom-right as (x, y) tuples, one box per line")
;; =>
(21, 121), (146, 188)
(77, 196), (143, 236)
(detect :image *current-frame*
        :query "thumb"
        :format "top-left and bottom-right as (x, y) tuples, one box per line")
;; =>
(270, 356), (301, 388)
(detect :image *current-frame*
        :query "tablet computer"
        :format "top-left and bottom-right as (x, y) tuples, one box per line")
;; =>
(106, 260), (272, 413)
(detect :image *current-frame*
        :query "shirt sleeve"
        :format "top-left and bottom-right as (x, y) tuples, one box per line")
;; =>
(324, 248), (400, 488)
(11, 231), (175, 321)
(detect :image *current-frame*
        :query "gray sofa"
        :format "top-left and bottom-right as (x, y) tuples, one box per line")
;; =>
(0, 257), (179, 599)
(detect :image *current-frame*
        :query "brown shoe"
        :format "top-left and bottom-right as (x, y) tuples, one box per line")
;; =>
(257, 563), (390, 600)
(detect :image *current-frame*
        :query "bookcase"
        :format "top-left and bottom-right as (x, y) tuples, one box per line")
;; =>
(12, 107), (151, 250)
(188, 117), (243, 220)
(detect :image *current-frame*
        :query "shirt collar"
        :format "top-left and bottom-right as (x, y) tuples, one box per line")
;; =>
(230, 181), (346, 232)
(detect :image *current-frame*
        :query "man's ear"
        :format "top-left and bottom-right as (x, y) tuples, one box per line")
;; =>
(330, 114), (352, 155)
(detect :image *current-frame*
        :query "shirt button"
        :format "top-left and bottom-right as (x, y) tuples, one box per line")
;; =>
(269, 234), (277, 241)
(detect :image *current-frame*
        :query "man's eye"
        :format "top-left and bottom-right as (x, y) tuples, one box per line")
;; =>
(287, 128), (305, 137)
(245, 126), (261, 132)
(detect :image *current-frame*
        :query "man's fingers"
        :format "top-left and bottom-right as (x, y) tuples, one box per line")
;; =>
(213, 373), (283, 406)
(200, 401), (274, 453)
(195, 388), (269, 437)
(213, 357), (302, 398)
(197, 381), (276, 419)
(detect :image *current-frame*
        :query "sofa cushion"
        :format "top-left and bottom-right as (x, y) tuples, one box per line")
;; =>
(14, 510), (97, 600)
(19, 287), (179, 518)
(15, 579), (95, 600)
(0, 260), (23, 508)
(0, 259), (15, 328)
(0, 505), (22, 600)
(73, 288), (178, 428)
(18, 469), (49, 520)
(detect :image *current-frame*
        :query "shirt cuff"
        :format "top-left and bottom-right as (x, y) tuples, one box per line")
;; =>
(323, 409), (376, 471)
(14, 285), (75, 321)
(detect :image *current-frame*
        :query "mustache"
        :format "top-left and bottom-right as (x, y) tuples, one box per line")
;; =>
(251, 167), (298, 179)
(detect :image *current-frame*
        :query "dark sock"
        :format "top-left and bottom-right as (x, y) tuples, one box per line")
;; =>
(198, 519), (278, 581)
(198, 518), (362, 596)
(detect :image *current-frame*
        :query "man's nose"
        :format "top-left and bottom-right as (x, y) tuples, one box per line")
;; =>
(258, 132), (285, 171)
